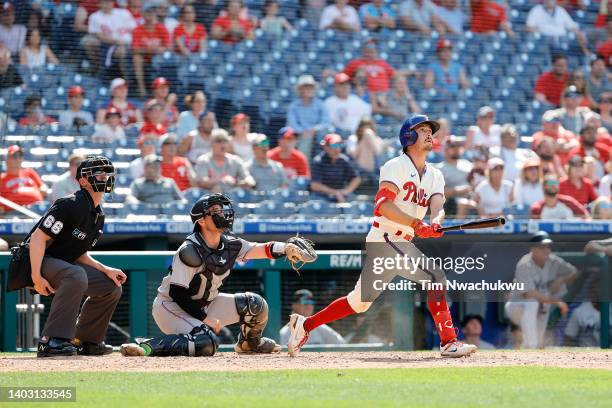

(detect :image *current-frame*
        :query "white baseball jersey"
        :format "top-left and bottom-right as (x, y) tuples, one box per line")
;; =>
(374, 153), (445, 237)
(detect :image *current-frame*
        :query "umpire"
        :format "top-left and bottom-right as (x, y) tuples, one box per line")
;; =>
(9, 155), (127, 357)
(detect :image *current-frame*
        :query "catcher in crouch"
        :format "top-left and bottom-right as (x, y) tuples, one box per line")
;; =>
(121, 193), (316, 357)
(287, 115), (478, 358)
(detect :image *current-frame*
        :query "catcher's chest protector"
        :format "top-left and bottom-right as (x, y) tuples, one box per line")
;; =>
(188, 233), (243, 279)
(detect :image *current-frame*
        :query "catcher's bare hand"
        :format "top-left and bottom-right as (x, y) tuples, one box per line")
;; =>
(285, 234), (317, 273)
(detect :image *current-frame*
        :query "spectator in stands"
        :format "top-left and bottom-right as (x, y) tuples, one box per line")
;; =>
(534, 135), (566, 178)
(559, 155), (599, 206)
(230, 113), (255, 162)
(194, 129), (255, 192)
(513, 159), (545, 209)
(371, 75), (420, 120)
(97, 78), (143, 126)
(267, 127), (311, 179)
(319, 0), (360, 32)
(343, 39), (396, 96)
(211, 0), (254, 44)
(149, 77), (178, 127)
(469, 0), (514, 36)
(568, 125), (610, 166)
(584, 111), (612, 148)
(461, 315), (495, 350)
(532, 111), (579, 164)
(260, 0), (293, 36)
(588, 58), (612, 108)
(490, 124), (537, 182)
(505, 231), (577, 349)
(0, 2), (25, 55)
(159, 133), (195, 191)
(177, 91), (209, 138)
(583, 155), (602, 185)
(173, 5), (207, 54)
(195, 0), (221, 32)
(598, 91), (612, 132)
(246, 134), (288, 191)
(359, 0), (396, 32)
(546, 86), (592, 134)
(130, 132), (158, 179)
(132, 3), (170, 98)
(346, 117), (387, 193)
(280, 289), (345, 345)
(19, 95), (55, 127)
(568, 69), (593, 108)
(50, 154), (85, 202)
(473, 158), (513, 217)
(424, 39), (469, 97)
(598, 160), (611, 197)
(467, 150), (487, 188)
(156, 1), (179, 35)
(127, 0), (143, 23)
(534, 55), (570, 107)
(0, 44), (21, 89)
(399, 0), (442, 34)
(436, 0), (465, 35)
(18, 28), (57, 68)
(86, 0), (136, 77)
(0, 145), (47, 212)
(465, 106), (501, 151)
(179, 111), (216, 163)
(92, 107), (126, 143)
(530, 175), (588, 219)
(592, 195), (611, 219)
(325, 73), (372, 134)
(74, 0), (97, 54)
(310, 133), (361, 202)
(287, 74), (329, 156)
(435, 135), (473, 217)
(126, 154), (185, 204)
(526, 0), (589, 56)
(59, 86), (95, 131)
(140, 100), (168, 137)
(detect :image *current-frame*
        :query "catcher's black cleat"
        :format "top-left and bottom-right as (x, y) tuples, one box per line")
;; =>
(37, 338), (77, 358)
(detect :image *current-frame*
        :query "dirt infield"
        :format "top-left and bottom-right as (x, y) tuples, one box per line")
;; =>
(1, 350), (611, 372)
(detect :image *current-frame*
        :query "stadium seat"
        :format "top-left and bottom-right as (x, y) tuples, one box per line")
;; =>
(298, 200), (342, 217)
(253, 200), (297, 217)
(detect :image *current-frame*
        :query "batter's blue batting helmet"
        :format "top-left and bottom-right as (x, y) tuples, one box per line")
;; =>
(399, 115), (441, 147)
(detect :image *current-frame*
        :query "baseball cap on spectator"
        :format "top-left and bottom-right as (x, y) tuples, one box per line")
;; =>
(105, 107), (121, 118)
(446, 135), (465, 147)
(292, 289), (315, 305)
(142, 2), (157, 12)
(278, 126), (296, 140)
(68, 86), (85, 97)
(542, 110), (561, 123)
(143, 154), (162, 165)
(522, 158), (540, 170)
(137, 133), (158, 146)
(7, 145), (22, 156)
(321, 133), (343, 146)
(152, 77), (169, 89)
(110, 78), (127, 92)
(146, 100), (164, 111)
(2, 2), (14, 13)
(231, 113), (249, 127)
(211, 128), (231, 143)
(477, 106), (495, 118)
(487, 157), (504, 170)
(334, 73), (351, 85)
(563, 85), (582, 98)
(568, 155), (584, 167)
(296, 74), (317, 88)
(251, 133), (270, 148)
(198, 110), (209, 121)
(159, 133), (177, 145)
(436, 39), (452, 50)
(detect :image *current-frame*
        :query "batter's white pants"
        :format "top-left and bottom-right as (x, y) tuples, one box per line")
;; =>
(504, 301), (550, 349)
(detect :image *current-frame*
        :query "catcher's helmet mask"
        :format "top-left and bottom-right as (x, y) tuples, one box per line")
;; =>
(399, 114), (440, 148)
(75, 155), (116, 194)
(190, 193), (235, 232)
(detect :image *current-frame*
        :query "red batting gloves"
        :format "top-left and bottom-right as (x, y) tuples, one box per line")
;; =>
(411, 220), (444, 238)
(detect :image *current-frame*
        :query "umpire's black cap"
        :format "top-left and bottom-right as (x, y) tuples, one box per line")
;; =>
(529, 231), (553, 246)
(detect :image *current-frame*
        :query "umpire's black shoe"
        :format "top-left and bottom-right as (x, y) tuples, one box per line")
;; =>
(37, 338), (77, 358)
(76, 342), (113, 356)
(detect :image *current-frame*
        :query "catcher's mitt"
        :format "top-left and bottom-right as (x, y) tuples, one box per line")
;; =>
(285, 234), (317, 273)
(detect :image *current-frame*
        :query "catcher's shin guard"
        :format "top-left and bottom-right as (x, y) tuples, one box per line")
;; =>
(234, 292), (280, 353)
(141, 325), (218, 357)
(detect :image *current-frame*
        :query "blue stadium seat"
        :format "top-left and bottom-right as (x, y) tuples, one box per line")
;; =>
(298, 200), (342, 217)
(253, 200), (297, 217)
(277, 189), (310, 205)
(289, 176), (310, 191)
(342, 201), (374, 217)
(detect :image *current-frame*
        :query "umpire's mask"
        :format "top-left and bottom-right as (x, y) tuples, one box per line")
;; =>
(76, 155), (116, 193)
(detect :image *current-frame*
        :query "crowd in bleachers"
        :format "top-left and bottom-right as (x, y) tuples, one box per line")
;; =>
(0, 0), (610, 220)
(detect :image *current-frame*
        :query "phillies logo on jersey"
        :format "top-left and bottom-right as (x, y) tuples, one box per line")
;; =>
(402, 181), (430, 207)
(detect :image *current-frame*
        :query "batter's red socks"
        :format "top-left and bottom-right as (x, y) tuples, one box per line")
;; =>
(427, 289), (457, 345)
(303, 296), (355, 333)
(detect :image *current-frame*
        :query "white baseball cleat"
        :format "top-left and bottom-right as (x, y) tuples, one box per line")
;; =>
(440, 341), (477, 358)
(287, 313), (309, 357)
(120, 343), (145, 357)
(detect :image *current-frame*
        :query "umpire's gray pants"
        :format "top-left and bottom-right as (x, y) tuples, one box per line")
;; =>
(40, 256), (122, 343)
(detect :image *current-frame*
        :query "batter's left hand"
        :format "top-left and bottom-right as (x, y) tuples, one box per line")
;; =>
(104, 267), (127, 286)
(412, 220), (444, 238)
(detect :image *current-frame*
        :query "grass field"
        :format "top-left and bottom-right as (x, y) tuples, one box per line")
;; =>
(2, 367), (612, 407)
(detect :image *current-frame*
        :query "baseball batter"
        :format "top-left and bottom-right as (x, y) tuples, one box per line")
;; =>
(288, 115), (478, 358)
(120, 193), (316, 357)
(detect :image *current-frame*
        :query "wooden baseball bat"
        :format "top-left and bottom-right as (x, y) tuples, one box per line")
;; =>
(438, 216), (506, 232)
